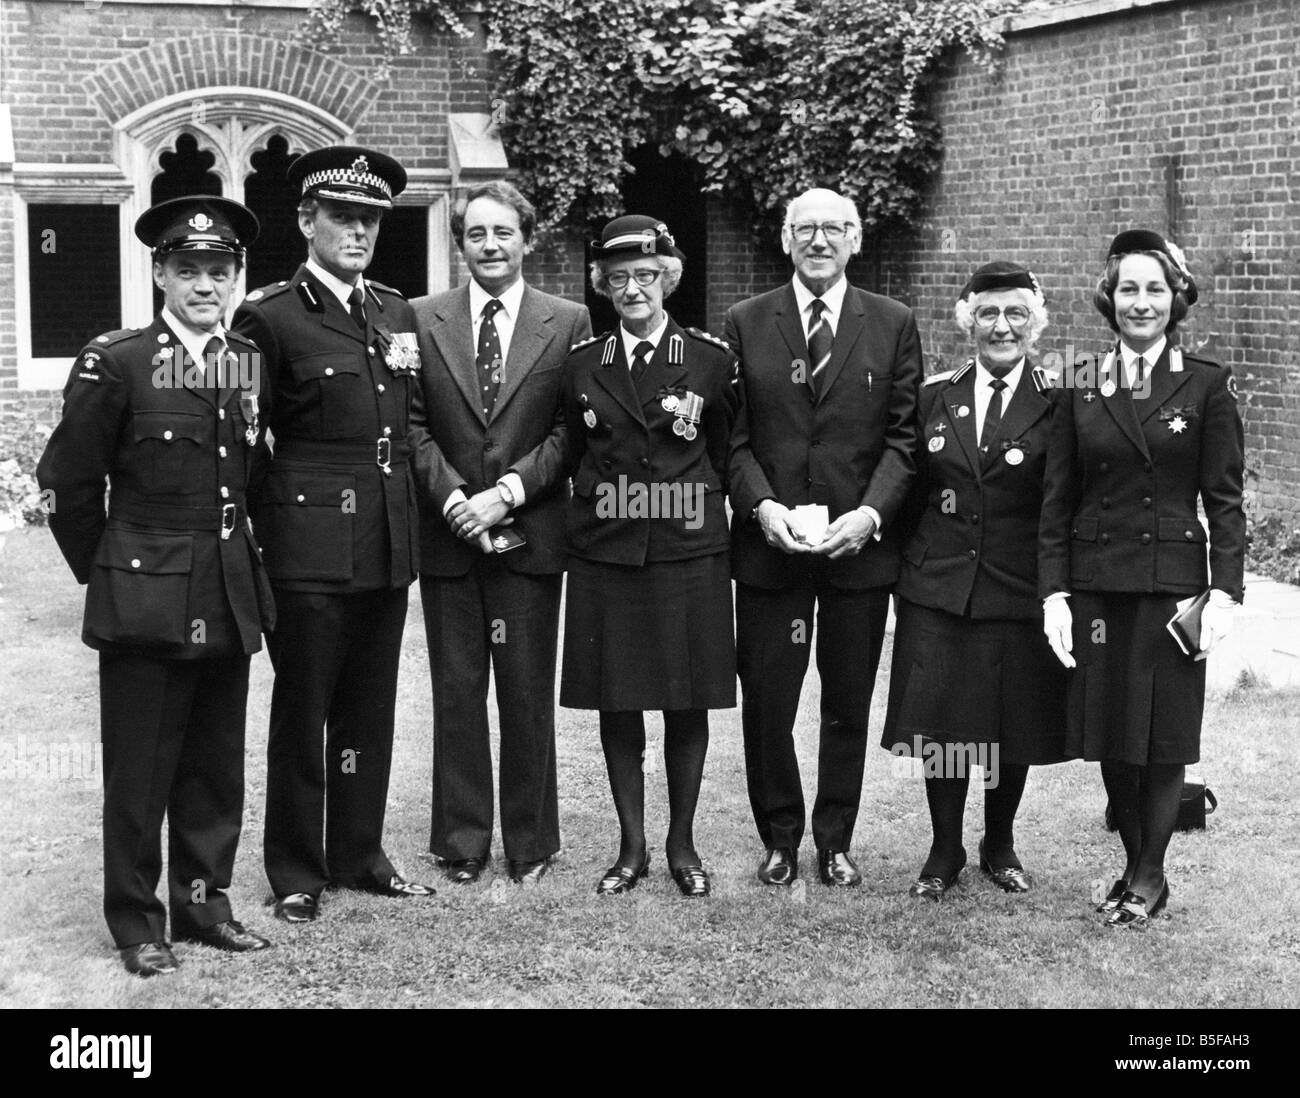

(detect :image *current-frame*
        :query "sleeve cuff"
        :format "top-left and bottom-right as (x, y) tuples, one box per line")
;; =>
(497, 473), (525, 509)
(1209, 589), (1238, 609)
(1043, 592), (1070, 604)
(858, 505), (883, 541)
(442, 488), (468, 519)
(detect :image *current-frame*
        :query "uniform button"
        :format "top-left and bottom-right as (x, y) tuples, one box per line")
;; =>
(806, 476), (813, 486)
(130, 558), (141, 569)
(324, 367), (334, 376)
(377, 384), (386, 393)
(1184, 530), (1195, 541)
(368, 346), (376, 356)
(383, 426), (392, 436)
(219, 409), (226, 420)
(1141, 497), (1152, 508)
(971, 514), (980, 525)
(219, 446), (227, 458)
(220, 486), (229, 499)
(296, 494), (306, 503)
(163, 429), (173, 441)
(641, 458), (650, 468)
(1101, 497), (1110, 508)
(484, 440), (496, 452)
(1099, 462), (1109, 473)
(1141, 533), (1151, 544)
(1100, 533), (1110, 545)
(968, 549), (977, 559)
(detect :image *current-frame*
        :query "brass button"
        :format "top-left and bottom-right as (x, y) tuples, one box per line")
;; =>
(377, 384), (386, 393)
(219, 446), (227, 458)
(1140, 533), (1151, 544)
(220, 486), (229, 499)
(324, 367), (334, 376)
(1185, 530), (1195, 541)
(130, 558), (141, 569)
(219, 409), (226, 420)
(1100, 533), (1110, 545)
(296, 494), (306, 503)
(968, 549), (977, 559)
(163, 429), (173, 441)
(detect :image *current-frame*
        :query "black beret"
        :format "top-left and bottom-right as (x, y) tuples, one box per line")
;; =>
(1106, 229), (1198, 305)
(959, 260), (1042, 300)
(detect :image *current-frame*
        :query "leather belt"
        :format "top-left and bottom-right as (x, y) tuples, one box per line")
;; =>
(274, 436), (410, 477)
(110, 500), (245, 540)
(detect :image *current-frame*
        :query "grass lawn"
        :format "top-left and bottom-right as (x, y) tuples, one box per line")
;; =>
(1, 524), (1296, 1010)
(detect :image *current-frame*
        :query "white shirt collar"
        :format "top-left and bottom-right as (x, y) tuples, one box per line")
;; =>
(791, 274), (848, 331)
(1119, 336), (1166, 373)
(620, 314), (670, 367)
(161, 307), (225, 366)
(306, 257), (366, 309)
(974, 356), (1026, 392)
(469, 275), (525, 321)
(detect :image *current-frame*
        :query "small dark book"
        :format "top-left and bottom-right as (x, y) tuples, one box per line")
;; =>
(487, 525), (527, 553)
(1166, 588), (1212, 660)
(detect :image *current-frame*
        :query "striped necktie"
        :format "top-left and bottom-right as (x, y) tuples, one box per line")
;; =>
(807, 298), (832, 396)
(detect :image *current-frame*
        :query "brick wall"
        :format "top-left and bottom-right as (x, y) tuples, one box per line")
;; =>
(900, 0), (1300, 529)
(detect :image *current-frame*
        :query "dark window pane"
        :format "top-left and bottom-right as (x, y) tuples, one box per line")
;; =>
(28, 204), (121, 358)
(244, 133), (303, 290)
(367, 206), (428, 298)
(152, 133), (222, 312)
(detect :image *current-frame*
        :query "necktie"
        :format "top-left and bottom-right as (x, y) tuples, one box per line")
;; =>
(980, 377), (1009, 457)
(348, 286), (367, 331)
(631, 339), (654, 383)
(807, 298), (832, 396)
(1135, 355), (1147, 387)
(477, 298), (504, 416)
(201, 335), (224, 389)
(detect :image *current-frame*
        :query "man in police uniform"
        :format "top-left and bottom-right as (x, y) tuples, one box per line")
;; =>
(234, 145), (433, 922)
(38, 196), (274, 976)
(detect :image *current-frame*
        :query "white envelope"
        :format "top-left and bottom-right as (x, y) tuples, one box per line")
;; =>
(789, 504), (830, 545)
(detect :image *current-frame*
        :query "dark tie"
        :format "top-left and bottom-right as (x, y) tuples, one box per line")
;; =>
(631, 339), (654, 383)
(1135, 355), (1147, 386)
(807, 299), (832, 396)
(348, 286), (367, 331)
(201, 335), (224, 389)
(980, 377), (1009, 457)
(477, 298), (504, 416)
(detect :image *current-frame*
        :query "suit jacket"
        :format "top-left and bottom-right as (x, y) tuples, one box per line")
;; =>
(896, 360), (1056, 620)
(726, 281), (922, 590)
(561, 318), (739, 565)
(37, 316), (274, 656)
(408, 282), (591, 576)
(1038, 344), (1245, 602)
(233, 265), (421, 593)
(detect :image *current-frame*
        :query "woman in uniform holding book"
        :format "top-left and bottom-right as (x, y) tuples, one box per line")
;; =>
(1038, 231), (1245, 926)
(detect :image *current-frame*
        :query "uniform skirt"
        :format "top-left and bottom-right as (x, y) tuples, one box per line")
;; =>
(560, 552), (736, 712)
(1065, 592), (1205, 766)
(881, 599), (1068, 766)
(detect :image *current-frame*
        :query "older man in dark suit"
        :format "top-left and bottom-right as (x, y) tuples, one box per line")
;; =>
(727, 187), (922, 888)
(408, 181), (591, 885)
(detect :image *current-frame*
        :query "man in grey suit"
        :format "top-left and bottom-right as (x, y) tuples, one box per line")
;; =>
(408, 181), (591, 885)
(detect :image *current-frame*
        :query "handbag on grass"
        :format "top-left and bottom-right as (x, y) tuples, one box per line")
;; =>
(1105, 778), (1218, 832)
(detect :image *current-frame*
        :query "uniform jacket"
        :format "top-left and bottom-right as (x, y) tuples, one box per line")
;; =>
(408, 282), (591, 576)
(37, 316), (274, 657)
(1038, 344), (1245, 602)
(561, 317), (739, 566)
(233, 266), (421, 593)
(897, 359), (1056, 620)
(725, 281), (922, 590)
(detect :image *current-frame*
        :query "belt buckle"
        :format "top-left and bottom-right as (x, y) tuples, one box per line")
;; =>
(220, 502), (236, 540)
(376, 435), (392, 476)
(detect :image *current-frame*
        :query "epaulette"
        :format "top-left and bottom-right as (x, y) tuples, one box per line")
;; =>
(1031, 365), (1055, 392)
(922, 370), (955, 387)
(367, 279), (404, 300)
(227, 329), (261, 352)
(924, 360), (973, 386)
(569, 331), (607, 353)
(1178, 349), (1219, 368)
(685, 326), (730, 351)
(88, 328), (139, 348)
(241, 280), (295, 306)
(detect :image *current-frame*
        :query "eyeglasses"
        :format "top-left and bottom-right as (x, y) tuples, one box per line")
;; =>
(606, 269), (663, 290)
(973, 305), (1031, 328)
(790, 221), (854, 242)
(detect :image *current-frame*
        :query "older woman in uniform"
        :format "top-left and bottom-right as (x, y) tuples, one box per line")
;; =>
(1039, 231), (1244, 926)
(560, 216), (739, 897)
(883, 262), (1067, 899)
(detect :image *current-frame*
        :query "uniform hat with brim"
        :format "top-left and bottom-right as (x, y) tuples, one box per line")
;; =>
(288, 145), (407, 210)
(591, 215), (685, 261)
(135, 195), (259, 256)
(959, 260), (1042, 301)
(1106, 229), (1198, 305)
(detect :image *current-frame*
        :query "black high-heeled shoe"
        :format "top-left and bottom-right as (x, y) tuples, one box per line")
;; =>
(1106, 879), (1170, 927)
(978, 839), (1032, 893)
(595, 856), (651, 896)
(1096, 878), (1129, 914)
(671, 864), (710, 897)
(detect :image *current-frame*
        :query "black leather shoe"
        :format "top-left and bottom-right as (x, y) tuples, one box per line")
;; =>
(596, 857), (650, 896)
(1106, 880), (1170, 928)
(978, 839), (1032, 893)
(671, 865), (711, 897)
(273, 893), (319, 922)
(508, 858), (551, 886)
(120, 941), (179, 977)
(1096, 878), (1129, 914)
(176, 920), (271, 952)
(909, 867), (963, 901)
(817, 849), (862, 887)
(757, 847), (798, 886)
(367, 874), (436, 898)
(445, 857), (488, 884)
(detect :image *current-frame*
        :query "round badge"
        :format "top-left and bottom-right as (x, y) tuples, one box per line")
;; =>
(672, 418), (687, 437)
(1100, 380), (1117, 398)
(158, 347), (173, 359)
(157, 333), (169, 343)
(684, 424), (698, 441)
(661, 395), (680, 414)
(928, 436), (946, 453)
(583, 409), (597, 429)
(1005, 447), (1024, 466)
(956, 405), (970, 418)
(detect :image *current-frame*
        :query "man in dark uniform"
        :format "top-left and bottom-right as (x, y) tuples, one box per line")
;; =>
(233, 145), (433, 923)
(38, 196), (274, 976)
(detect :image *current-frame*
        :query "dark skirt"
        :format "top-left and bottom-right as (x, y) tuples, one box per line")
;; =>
(1065, 592), (1205, 766)
(881, 599), (1068, 766)
(560, 552), (736, 712)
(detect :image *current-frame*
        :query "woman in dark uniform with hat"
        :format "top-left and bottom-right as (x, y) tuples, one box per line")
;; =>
(1039, 231), (1244, 926)
(883, 261), (1067, 900)
(560, 216), (739, 897)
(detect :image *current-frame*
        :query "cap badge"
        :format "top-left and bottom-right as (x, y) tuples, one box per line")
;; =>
(188, 213), (214, 232)
(351, 156), (369, 174)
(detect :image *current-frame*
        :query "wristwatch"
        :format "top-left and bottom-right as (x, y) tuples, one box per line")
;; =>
(497, 481), (516, 509)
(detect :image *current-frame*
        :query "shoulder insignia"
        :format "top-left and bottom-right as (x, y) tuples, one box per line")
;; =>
(1031, 366), (1055, 392)
(929, 360), (974, 386)
(74, 348), (106, 383)
(570, 331), (607, 353)
(245, 289), (264, 302)
(93, 328), (137, 347)
(685, 326), (730, 351)
(295, 281), (323, 312)
(667, 332), (684, 366)
(1226, 371), (1240, 402)
(242, 281), (294, 307)
(1169, 347), (1184, 373)
(367, 280), (404, 300)
(923, 370), (956, 387)
(600, 334), (618, 366)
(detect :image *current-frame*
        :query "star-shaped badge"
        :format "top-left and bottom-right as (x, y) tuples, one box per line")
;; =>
(1168, 415), (1188, 434)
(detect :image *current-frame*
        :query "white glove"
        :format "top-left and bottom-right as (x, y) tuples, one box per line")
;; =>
(1200, 589), (1237, 654)
(1043, 594), (1076, 669)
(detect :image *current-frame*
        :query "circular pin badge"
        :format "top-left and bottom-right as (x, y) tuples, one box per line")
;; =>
(928, 436), (946, 453)
(157, 333), (169, 343)
(1101, 380), (1117, 398)
(583, 409), (597, 429)
(661, 395), (680, 414)
(956, 405), (970, 418)
(684, 424), (698, 441)
(672, 418), (687, 437)
(1005, 447), (1024, 466)
(159, 347), (173, 359)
